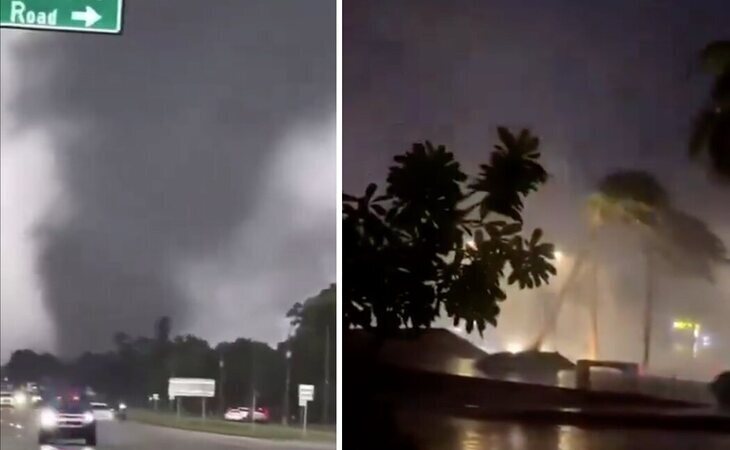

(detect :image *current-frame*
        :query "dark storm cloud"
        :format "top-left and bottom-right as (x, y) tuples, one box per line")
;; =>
(344, 0), (730, 236)
(344, 0), (728, 186)
(10, 0), (334, 355)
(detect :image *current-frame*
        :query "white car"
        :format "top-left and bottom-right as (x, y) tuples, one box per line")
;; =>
(90, 402), (116, 421)
(0, 391), (14, 408)
(224, 407), (246, 421)
(224, 407), (270, 423)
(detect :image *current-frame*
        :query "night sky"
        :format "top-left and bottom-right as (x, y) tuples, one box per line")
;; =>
(344, 0), (729, 372)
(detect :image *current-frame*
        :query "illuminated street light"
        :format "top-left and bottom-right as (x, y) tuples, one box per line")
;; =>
(673, 319), (703, 358)
(702, 335), (711, 347)
(505, 342), (523, 354)
(672, 319), (699, 331)
(13, 392), (27, 406)
(553, 250), (564, 262)
(692, 323), (702, 358)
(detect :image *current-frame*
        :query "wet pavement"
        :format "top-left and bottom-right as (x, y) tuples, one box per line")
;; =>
(397, 413), (730, 450)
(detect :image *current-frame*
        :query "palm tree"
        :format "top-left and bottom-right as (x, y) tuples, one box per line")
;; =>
(530, 171), (726, 369)
(589, 172), (669, 365)
(691, 41), (730, 182)
(530, 171), (667, 358)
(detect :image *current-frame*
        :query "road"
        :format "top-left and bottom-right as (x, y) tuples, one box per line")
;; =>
(0, 410), (334, 450)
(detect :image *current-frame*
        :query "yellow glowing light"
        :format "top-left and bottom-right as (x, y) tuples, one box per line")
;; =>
(672, 320), (699, 331)
(554, 250), (564, 262)
(506, 342), (523, 354)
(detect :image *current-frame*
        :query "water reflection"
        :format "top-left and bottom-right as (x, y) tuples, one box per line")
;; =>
(508, 424), (527, 449)
(557, 425), (580, 450)
(398, 413), (730, 450)
(40, 446), (94, 450)
(447, 357), (481, 377)
(461, 429), (481, 450)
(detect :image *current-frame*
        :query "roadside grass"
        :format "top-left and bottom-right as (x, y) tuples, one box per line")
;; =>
(128, 409), (335, 442)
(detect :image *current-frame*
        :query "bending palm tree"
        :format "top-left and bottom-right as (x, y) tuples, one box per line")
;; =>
(691, 41), (730, 182)
(529, 176), (664, 358)
(530, 171), (725, 369)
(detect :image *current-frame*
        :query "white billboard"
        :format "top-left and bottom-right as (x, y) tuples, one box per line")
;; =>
(168, 378), (215, 398)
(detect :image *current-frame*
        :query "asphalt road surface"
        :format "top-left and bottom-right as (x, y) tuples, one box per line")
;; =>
(0, 410), (334, 450)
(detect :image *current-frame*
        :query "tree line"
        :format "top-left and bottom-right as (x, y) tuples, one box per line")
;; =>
(1, 284), (336, 424)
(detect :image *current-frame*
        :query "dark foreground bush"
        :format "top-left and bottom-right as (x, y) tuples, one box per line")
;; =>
(710, 372), (730, 409)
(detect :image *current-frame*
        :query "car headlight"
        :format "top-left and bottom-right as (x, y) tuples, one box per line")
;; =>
(119, 403), (127, 410)
(39, 409), (58, 428)
(83, 412), (95, 424)
(13, 392), (27, 406)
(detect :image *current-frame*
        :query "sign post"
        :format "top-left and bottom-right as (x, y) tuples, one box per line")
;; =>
(297, 384), (314, 435)
(1, 0), (124, 34)
(302, 403), (307, 434)
(168, 378), (216, 421)
(250, 390), (257, 432)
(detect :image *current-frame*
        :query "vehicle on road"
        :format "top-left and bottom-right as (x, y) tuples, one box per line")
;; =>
(0, 390), (14, 409)
(90, 402), (116, 421)
(26, 383), (43, 405)
(117, 402), (128, 420)
(224, 406), (270, 423)
(224, 407), (246, 421)
(0, 382), (44, 410)
(38, 394), (97, 446)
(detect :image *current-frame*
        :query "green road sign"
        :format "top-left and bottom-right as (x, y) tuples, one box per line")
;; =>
(1, 0), (123, 34)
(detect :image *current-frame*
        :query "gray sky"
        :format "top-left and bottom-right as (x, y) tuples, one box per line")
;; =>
(344, 0), (729, 378)
(1, 0), (335, 360)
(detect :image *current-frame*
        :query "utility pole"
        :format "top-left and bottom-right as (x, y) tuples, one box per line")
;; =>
(283, 349), (292, 425)
(322, 325), (330, 424)
(250, 345), (256, 424)
(642, 248), (654, 370)
(283, 325), (294, 426)
(251, 388), (257, 432)
(219, 355), (226, 416)
(589, 260), (600, 360)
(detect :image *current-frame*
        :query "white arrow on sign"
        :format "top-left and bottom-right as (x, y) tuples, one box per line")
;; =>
(71, 6), (102, 27)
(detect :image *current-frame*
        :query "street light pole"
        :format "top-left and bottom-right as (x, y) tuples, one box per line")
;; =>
(283, 348), (292, 425)
(219, 355), (225, 416)
(250, 345), (256, 424)
(322, 325), (330, 424)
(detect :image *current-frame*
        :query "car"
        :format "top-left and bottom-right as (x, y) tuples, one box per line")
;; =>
(0, 391), (14, 408)
(224, 406), (270, 423)
(12, 391), (29, 408)
(37, 394), (97, 446)
(25, 383), (43, 405)
(252, 407), (270, 423)
(90, 402), (116, 421)
(116, 402), (128, 420)
(224, 407), (246, 421)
